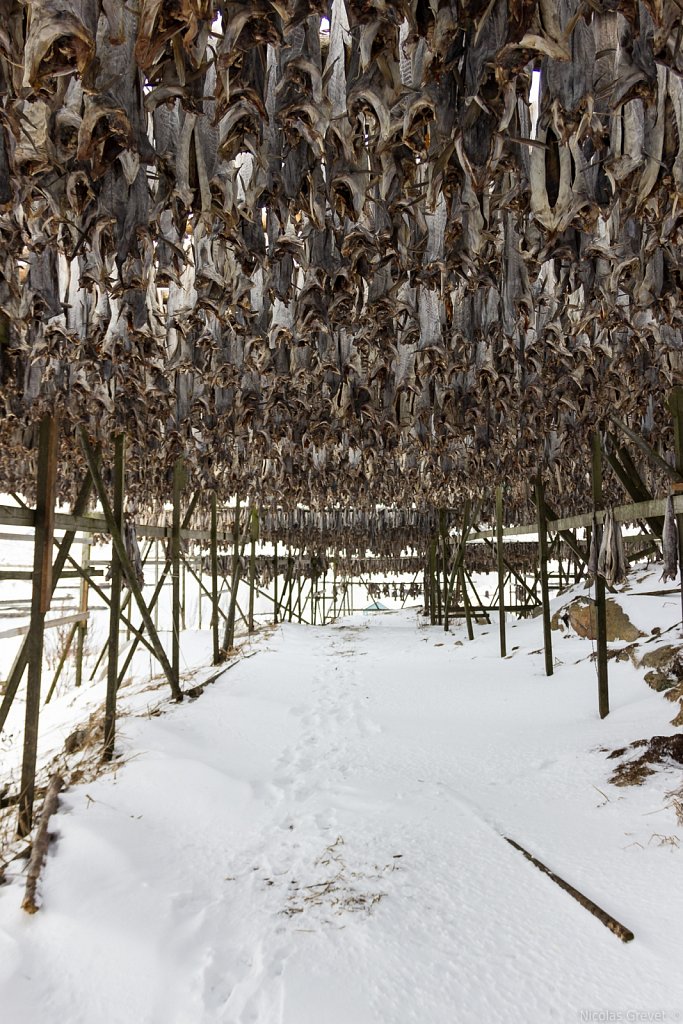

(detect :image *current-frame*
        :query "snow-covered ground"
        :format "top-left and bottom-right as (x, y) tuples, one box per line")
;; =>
(1, 568), (683, 1024)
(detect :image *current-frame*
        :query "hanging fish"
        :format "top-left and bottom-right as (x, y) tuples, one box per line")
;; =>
(123, 517), (145, 589)
(597, 509), (628, 587)
(661, 494), (679, 583)
(614, 512), (628, 585)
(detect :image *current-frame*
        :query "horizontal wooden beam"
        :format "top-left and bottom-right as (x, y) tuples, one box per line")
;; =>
(0, 612), (88, 642)
(469, 495), (683, 542)
(0, 569), (104, 582)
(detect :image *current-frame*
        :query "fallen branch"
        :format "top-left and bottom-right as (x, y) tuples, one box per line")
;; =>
(505, 837), (634, 943)
(22, 773), (64, 914)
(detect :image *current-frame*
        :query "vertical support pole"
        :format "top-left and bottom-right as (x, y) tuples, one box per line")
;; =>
(435, 540), (442, 625)
(249, 507), (258, 633)
(198, 552), (202, 631)
(535, 469), (554, 679)
(154, 537), (159, 630)
(210, 493), (220, 664)
(496, 484), (506, 657)
(103, 434), (125, 761)
(429, 540), (436, 625)
(592, 433), (609, 717)
(18, 414), (59, 834)
(75, 537), (91, 688)
(287, 550), (294, 622)
(669, 387), (683, 630)
(224, 496), (241, 652)
(440, 510), (449, 631)
(333, 553), (338, 621)
(172, 456), (184, 688)
(460, 564), (474, 640)
(181, 552), (186, 630)
(273, 541), (279, 624)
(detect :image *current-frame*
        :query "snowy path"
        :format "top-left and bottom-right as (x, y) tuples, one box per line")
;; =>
(1, 611), (683, 1023)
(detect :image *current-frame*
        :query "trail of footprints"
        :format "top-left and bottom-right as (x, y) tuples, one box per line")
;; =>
(198, 626), (382, 1023)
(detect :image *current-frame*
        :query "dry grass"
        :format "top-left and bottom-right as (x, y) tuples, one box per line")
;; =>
(276, 836), (400, 920)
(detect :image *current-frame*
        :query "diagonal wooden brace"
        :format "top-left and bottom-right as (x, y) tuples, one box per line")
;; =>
(79, 428), (183, 702)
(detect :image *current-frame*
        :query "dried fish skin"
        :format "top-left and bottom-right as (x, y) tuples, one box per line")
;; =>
(661, 494), (679, 584)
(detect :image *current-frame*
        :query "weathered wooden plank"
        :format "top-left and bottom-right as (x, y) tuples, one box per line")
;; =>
(469, 494), (683, 541)
(0, 611), (88, 642)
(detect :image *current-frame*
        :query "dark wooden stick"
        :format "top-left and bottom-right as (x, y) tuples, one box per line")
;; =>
(592, 432), (609, 718)
(22, 773), (64, 914)
(103, 434), (125, 761)
(504, 836), (634, 943)
(211, 493), (220, 662)
(496, 485), (506, 657)
(535, 469), (554, 678)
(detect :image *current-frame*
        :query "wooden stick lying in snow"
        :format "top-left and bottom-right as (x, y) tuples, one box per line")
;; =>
(504, 837), (634, 943)
(22, 773), (64, 914)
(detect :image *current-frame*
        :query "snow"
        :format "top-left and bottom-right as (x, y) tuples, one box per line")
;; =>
(1, 569), (683, 1023)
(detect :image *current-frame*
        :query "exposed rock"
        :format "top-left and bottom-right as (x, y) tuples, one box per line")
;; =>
(608, 734), (683, 787)
(639, 645), (683, 693)
(551, 597), (643, 643)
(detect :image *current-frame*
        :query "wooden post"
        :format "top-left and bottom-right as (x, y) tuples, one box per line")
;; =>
(181, 552), (187, 630)
(297, 570), (304, 624)
(18, 414), (58, 836)
(248, 507), (258, 633)
(287, 551), (294, 622)
(496, 484), (506, 657)
(440, 509), (450, 631)
(171, 457), (185, 687)
(75, 538), (91, 689)
(103, 434), (125, 761)
(224, 496), (241, 652)
(535, 469), (554, 678)
(198, 552), (202, 631)
(210, 493), (220, 663)
(592, 432), (609, 718)
(333, 553), (338, 620)
(429, 540), (436, 625)
(668, 387), (683, 630)
(435, 539), (442, 625)
(460, 564), (474, 640)
(154, 537), (159, 630)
